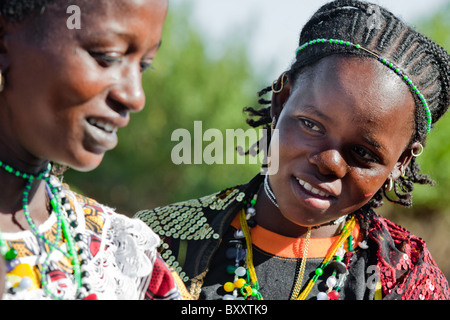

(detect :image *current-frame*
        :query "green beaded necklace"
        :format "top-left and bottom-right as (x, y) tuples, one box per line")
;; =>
(0, 160), (88, 299)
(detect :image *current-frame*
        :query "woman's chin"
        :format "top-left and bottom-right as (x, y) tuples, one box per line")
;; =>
(60, 153), (105, 173)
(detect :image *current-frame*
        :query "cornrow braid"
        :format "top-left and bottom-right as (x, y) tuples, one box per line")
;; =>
(0, 0), (89, 23)
(244, 84), (272, 129)
(244, 0), (449, 233)
(0, 0), (51, 22)
(240, 85), (273, 158)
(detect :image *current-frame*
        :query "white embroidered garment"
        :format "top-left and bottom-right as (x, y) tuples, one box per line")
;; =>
(2, 190), (161, 300)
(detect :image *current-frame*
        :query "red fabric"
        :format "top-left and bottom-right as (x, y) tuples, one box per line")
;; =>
(89, 235), (101, 257)
(366, 213), (450, 300)
(145, 254), (179, 300)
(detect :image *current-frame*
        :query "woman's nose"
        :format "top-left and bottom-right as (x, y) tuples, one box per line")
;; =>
(108, 66), (146, 114)
(308, 148), (348, 179)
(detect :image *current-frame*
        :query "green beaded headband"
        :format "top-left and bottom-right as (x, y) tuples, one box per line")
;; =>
(295, 38), (432, 133)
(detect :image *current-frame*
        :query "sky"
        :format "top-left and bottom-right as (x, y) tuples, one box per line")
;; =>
(171, 0), (449, 77)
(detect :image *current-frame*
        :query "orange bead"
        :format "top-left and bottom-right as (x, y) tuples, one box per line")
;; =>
(223, 282), (235, 292)
(233, 278), (246, 289)
(242, 285), (253, 297)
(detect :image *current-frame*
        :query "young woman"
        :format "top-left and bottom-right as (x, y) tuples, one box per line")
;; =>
(0, 0), (181, 300)
(136, 0), (450, 300)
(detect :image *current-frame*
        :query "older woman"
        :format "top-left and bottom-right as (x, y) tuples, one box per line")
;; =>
(0, 0), (180, 300)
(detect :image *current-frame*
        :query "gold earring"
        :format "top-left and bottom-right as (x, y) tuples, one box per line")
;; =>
(272, 73), (287, 93)
(411, 143), (424, 157)
(271, 116), (277, 130)
(0, 70), (4, 92)
(385, 178), (393, 192)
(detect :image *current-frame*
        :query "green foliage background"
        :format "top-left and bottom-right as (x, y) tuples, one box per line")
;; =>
(65, 3), (450, 279)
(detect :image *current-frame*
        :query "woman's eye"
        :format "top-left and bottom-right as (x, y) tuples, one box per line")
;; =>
(90, 52), (122, 67)
(352, 146), (379, 163)
(300, 118), (322, 132)
(140, 62), (154, 73)
(90, 52), (153, 72)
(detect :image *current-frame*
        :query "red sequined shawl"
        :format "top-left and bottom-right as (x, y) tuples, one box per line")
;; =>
(367, 212), (449, 300)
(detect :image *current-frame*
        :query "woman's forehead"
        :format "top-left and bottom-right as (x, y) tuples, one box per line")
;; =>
(292, 55), (415, 113)
(24, 0), (167, 28)
(17, 0), (167, 49)
(287, 55), (416, 139)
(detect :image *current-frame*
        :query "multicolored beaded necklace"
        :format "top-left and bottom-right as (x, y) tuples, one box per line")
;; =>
(0, 160), (93, 299)
(222, 191), (359, 300)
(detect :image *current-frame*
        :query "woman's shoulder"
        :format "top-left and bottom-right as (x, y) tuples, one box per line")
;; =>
(66, 188), (160, 247)
(65, 189), (175, 299)
(368, 213), (450, 300)
(135, 184), (248, 239)
(369, 213), (433, 265)
(135, 175), (263, 233)
(134, 180), (257, 291)
(370, 214), (424, 249)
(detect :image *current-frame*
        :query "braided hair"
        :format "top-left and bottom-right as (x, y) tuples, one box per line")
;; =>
(244, 0), (450, 231)
(0, 0), (90, 23)
(0, 0), (51, 22)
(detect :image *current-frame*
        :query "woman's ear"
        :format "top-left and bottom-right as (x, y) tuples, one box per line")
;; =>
(270, 73), (291, 120)
(391, 141), (422, 180)
(0, 16), (11, 71)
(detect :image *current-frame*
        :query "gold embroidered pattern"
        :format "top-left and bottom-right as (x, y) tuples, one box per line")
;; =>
(136, 187), (243, 283)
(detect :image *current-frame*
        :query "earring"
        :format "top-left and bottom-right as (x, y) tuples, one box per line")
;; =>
(272, 73), (287, 93)
(385, 178), (393, 192)
(400, 165), (406, 177)
(271, 116), (277, 130)
(0, 70), (4, 92)
(411, 143), (424, 157)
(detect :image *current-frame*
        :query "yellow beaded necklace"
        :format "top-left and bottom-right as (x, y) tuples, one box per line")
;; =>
(239, 209), (356, 300)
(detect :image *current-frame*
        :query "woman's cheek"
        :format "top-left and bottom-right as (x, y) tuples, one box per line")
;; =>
(350, 170), (386, 204)
(53, 53), (111, 106)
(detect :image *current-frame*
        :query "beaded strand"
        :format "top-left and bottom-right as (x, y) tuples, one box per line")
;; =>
(223, 194), (262, 300)
(238, 206), (262, 299)
(296, 215), (357, 300)
(295, 38), (432, 133)
(222, 189), (358, 300)
(263, 174), (278, 208)
(0, 160), (91, 299)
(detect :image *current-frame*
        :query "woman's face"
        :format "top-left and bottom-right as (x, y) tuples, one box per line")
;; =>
(0, 0), (168, 171)
(270, 55), (416, 227)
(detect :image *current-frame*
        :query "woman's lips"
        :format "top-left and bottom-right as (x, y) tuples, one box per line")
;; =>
(291, 176), (337, 210)
(87, 117), (118, 133)
(296, 177), (331, 198)
(84, 117), (119, 152)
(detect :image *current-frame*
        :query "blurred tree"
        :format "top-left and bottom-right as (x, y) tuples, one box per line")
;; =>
(64, 3), (265, 215)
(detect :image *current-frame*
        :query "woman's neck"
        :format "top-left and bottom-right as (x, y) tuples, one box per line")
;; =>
(0, 136), (50, 174)
(254, 187), (345, 239)
(0, 144), (51, 233)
